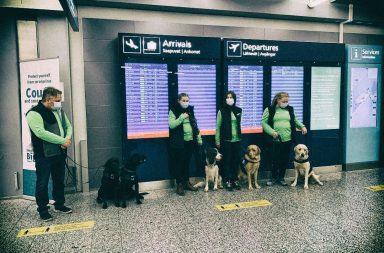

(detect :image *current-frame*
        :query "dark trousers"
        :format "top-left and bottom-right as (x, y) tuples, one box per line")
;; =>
(35, 154), (66, 213)
(172, 141), (194, 184)
(221, 141), (242, 183)
(271, 140), (292, 180)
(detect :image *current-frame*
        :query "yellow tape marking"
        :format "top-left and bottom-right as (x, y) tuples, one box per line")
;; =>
(17, 220), (95, 238)
(215, 199), (272, 211)
(366, 185), (384, 191)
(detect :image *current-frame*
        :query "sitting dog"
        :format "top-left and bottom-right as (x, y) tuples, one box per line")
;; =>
(119, 154), (147, 207)
(291, 144), (323, 189)
(238, 145), (261, 190)
(97, 157), (121, 209)
(194, 148), (223, 192)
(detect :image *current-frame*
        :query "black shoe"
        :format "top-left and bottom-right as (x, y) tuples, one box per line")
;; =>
(233, 180), (241, 190)
(176, 183), (185, 196)
(266, 179), (275, 186)
(225, 181), (233, 191)
(54, 205), (73, 214)
(279, 179), (288, 186)
(40, 211), (53, 221)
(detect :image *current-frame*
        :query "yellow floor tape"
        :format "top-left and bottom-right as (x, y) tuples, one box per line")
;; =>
(366, 185), (384, 191)
(17, 220), (95, 238)
(215, 199), (272, 211)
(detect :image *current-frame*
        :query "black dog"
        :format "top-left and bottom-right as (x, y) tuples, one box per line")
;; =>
(96, 157), (121, 209)
(119, 154), (146, 208)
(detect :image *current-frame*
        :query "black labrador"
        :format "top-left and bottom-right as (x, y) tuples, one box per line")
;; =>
(97, 157), (121, 209)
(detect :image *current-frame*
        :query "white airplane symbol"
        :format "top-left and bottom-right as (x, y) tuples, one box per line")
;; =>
(229, 44), (240, 52)
(125, 39), (138, 49)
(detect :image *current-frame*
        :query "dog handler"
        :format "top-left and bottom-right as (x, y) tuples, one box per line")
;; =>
(169, 93), (202, 196)
(26, 87), (73, 221)
(215, 91), (242, 191)
(261, 92), (307, 186)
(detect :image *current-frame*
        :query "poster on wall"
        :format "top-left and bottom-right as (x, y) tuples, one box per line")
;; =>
(20, 58), (61, 170)
(310, 67), (341, 130)
(350, 67), (378, 128)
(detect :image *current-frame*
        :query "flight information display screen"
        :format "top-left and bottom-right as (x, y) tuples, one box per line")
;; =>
(124, 62), (169, 139)
(271, 66), (304, 122)
(228, 65), (264, 133)
(178, 64), (217, 135)
(311, 67), (341, 130)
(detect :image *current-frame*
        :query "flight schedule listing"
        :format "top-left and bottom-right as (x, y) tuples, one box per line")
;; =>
(124, 63), (169, 139)
(228, 65), (264, 133)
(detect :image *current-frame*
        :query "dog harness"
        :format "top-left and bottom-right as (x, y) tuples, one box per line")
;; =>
(241, 154), (260, 174)
(294, 158), (313, 173)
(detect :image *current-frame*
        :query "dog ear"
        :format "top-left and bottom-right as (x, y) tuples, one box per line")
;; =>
(256, 146), (261, 155)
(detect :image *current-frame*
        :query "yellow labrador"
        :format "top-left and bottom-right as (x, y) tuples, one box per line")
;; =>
(291, 144), (323, 189)
(238, 145), (261, 190)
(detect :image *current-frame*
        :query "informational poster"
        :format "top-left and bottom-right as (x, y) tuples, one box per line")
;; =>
(310, 67), (341, 130)
(20, 58), (61, 171)
(178, 64), (216, 135)
(228, 65), (263, 133)
(350, 67), (378, 128)
(271, 66), (304, 122)
(125, 62), (169, 139)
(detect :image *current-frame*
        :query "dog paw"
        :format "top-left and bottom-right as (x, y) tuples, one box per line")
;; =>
(115, 202), (120, 207)
(319, 182), (324, 186)
(213, 187), (218, 191)
(304, 185), (309, 189)
(291, 183), (297, 187)
(204, 187), (209, 192)
(102, 203), (108, 209)
(248, 186), (253, 190)
(121, 204), (127, 208)
(96, 197), (102, 204)
(136, 199), (142, 205)
(255, 185), (261, 189)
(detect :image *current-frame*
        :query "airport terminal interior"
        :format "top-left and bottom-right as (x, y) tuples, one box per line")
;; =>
(1, 0), (384, 252)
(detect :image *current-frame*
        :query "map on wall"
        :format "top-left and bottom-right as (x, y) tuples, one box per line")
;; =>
(350, 67), (378, 128)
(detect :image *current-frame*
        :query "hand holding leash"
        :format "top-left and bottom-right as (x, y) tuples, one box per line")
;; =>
(301, 127), (308, 135)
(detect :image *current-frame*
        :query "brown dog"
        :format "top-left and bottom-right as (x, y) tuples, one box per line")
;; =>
(238, 145), (261, 190)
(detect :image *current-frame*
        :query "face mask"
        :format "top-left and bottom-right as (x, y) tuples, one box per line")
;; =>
(279, 102), (288, 108)
(52, 101), (62, 110)
(180, 101), (189, 109)
(226, 98), (234, 106)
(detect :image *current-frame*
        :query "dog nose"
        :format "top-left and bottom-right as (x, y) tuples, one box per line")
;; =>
(301, 154), (304, 157)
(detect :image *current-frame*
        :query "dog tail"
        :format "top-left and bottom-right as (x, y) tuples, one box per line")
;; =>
(193, 181), (205, 188)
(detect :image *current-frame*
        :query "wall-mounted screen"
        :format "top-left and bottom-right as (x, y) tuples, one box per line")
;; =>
(271, 66), (304, 122)
(310, 67), (341, 130)
(350, 67), (378, 128)
(178, 64), (217, 135)
(228, 65), (263, 133)
(124, 62), (169, 139)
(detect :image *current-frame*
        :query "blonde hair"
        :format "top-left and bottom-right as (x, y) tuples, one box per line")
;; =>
(271, 92), (289, 106)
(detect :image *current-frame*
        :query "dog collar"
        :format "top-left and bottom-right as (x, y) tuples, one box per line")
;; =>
(244, 154), (260, 163)
(294, 158), (309, 164)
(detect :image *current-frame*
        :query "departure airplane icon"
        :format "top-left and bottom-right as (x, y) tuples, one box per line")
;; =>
(125, 39), (138, 49)
(229, 43), (240, 52)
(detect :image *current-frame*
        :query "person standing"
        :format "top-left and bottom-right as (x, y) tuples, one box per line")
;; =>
(26, 87), (73, 221)
(169, 93), (202, 196)
(261, 92), (307, 186)
(215, 91), (242, 191)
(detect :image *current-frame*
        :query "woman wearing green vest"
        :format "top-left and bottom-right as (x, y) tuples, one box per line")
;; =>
(215, 91), (242, 191)
(261, 92), (307, 186)
(169, 93), (203, 196)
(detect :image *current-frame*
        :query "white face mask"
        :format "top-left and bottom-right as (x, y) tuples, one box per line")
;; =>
(279, 102), (288, 108)
(180, 101), (189, 109)
(52, 101), (62, 110)
(226, 98), (234, 106)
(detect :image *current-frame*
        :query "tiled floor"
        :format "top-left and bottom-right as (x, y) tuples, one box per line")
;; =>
(1, 168), (383, 253)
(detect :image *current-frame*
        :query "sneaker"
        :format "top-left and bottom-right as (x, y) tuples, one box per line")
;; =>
(54, 205), (73, 214)
(279, 180), (288, 186)
(233, 181), (241, 190)
(266, 180), (275, 186)
(225, 181), (233, 191)
(40, 211), (53, 221)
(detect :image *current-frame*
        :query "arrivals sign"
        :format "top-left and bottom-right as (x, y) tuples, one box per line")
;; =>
(224, 39), (344, 62)
(119, 33), (221, 59)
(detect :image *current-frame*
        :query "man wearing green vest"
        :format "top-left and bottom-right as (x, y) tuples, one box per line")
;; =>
(26, 87), (73, 221)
